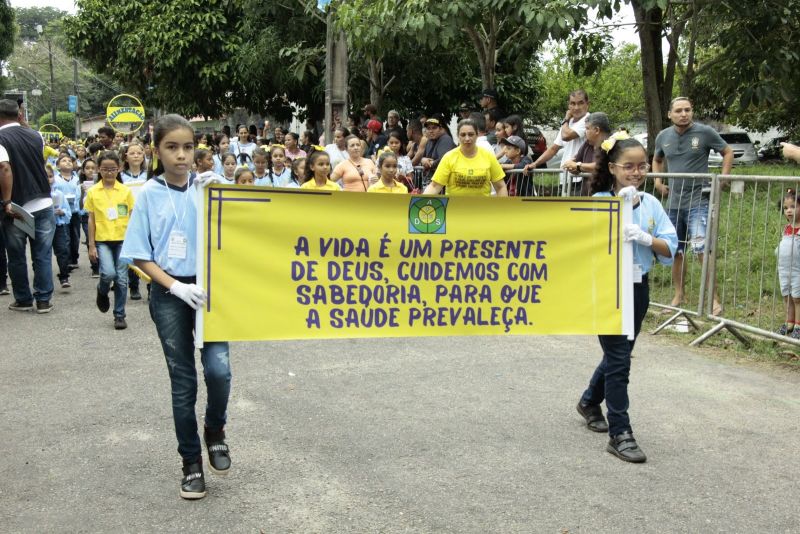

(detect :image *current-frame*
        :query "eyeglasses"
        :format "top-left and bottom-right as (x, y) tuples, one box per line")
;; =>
(99, 167), (119, 173)
(612, 163), (650, 173)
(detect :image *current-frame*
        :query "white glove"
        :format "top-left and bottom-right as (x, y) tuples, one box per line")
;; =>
(617, 186), (639, 201)
(624, 224), (653, 247)
(169, 280), (207, 309)
(194, 171), (225, 189)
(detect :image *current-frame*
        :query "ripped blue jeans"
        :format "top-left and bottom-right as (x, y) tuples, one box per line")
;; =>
(149, 277), (231, 461)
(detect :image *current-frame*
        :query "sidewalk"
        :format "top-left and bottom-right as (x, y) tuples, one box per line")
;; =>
(1, 260), (799, 533)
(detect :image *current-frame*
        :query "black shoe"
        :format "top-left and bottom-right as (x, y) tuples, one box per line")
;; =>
(576, 401), (609, 433)
(61, 279), (71, 289)
(68, 263), (79, 271)
(180, 461), (206, 500)
(91, 270), (100, 279)
(36, 300), (53, 314)
(8, 300), (33, 311)
(130, 289), (142, 301)
(96, 289), (110, 313)
(114, 317), (127, 330)
(204, 428), (231, 475)
(607, 431), (647, 463)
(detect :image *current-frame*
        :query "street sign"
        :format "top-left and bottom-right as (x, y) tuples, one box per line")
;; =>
(67, 95), (77, 112)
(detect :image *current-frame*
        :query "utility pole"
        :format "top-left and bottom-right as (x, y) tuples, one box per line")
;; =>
(323, 8), (348, 145)
(73, 59), (81, 139)
(47, 39), (56, 123)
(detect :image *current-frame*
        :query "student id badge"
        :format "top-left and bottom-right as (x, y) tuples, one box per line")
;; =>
(106, 207), (118, 221)
(633, 263), (643, 284)
(168, 231), (188, 259)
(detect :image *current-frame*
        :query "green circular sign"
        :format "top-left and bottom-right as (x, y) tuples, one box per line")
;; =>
(410, 198), (446, 234)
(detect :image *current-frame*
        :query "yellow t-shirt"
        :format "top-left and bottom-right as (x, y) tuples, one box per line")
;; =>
(84, 181), (135, 241)
(432, 146), (505, 196)
(300, 179), (342, 191)
(368, 180), (407, 194)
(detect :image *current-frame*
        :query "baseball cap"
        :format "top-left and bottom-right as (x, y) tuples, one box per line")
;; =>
(424, 113), (446, 127)
(481, 88), (499, 100)
(366, 119), (382, 133)
(500, 135), (527, 152)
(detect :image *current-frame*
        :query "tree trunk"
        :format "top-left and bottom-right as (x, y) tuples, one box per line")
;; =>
(367, 56), (384, 113)
(633, 1), (666, 157)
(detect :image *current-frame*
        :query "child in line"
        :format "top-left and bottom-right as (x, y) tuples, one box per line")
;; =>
(121, 115), (233, 500)
(78, 159), (99, 277)
(283, 132), (306, 161)
(230, 125), (256, 170)
(86, 151), (135, 330)
(266, 145), (291, 187)
(499, 136), (534, 197)
(386, 132), (414, 179)
(301, 150), (340, 191)
(368, 152), (407, 194)
(121, 142), (148, 183)
(577, 135), (677, 464)
(48, 165), (73, 289)
(252, 148), (271, 185)
(286, 157), (304, 188)
(212, 134), (230, 175)
(55, 154), (82, 268)
(777, 189), (800, 338)
(221, 153), (237, 184)
(234, 167), (255, 185)
(194, 148), (216, 176)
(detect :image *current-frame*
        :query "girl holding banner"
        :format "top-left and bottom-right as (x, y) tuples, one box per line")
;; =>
(121, 115), (233, 500)
(576, 134), (677, 463)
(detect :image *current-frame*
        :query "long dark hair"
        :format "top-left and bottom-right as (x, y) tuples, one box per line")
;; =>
(152, 114), (194, 176)
(590, 138), (645, 195)
(304, 150), (330, 182)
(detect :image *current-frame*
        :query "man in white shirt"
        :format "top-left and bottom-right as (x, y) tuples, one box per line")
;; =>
(523, 89), (590, 195)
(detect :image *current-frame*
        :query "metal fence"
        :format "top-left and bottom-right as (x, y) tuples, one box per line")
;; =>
(411, 164), (800, 349)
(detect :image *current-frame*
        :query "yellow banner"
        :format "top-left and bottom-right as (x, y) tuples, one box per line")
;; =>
(198, 186), (630, 342)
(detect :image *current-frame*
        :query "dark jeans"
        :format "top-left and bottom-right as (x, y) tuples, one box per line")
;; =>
(81, 213), (99, 272)
(149, 278), (231, 461)
(2, 206), (55, 303)
(581, 277), (649, 436)
(0, 223), (7, 289)
(52, 224), (70, 282)
(128, 269), (140, 293)
(68, 212), (80, 264)
(96, 242), (127, 319)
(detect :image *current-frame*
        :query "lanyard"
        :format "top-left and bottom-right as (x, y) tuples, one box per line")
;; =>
(163, 179), (188, 231)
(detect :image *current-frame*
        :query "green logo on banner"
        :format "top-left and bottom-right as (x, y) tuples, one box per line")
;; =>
(408, 197), (447, 234)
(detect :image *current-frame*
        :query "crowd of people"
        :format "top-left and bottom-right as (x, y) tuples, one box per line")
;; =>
(4, 89), (800, 496)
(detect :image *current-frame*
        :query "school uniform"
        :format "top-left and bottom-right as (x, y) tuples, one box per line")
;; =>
(85, 181), (135, 320)
(255, 167), (292, 187)
(55, 173), (81, 265)
(120, 176), (231, 464)
(121, 168), (148, 184)
(580, 191), (677, 438)
(51, 187), (72, 283)
(230, 141), (256, 170)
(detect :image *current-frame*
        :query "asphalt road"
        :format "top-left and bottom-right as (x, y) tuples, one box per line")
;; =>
(1, 256), (799, 533)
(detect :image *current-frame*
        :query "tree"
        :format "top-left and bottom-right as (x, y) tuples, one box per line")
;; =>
(336, 0), (596, 94)
(0, 1), (15, 91)
(11, 6), (65, 42)
(37, 111), (75, 138)
(539, 43), (645, 127)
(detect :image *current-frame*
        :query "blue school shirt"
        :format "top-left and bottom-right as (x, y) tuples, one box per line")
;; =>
(53, 174), (80, 214)
(51, 187), (72, 226)
(255, 167), (292, 187)
(594, 191), (678, 275)
(212, 154), (224, 176)
(121, 175), (198, 277)
(121, 169), (148, 184)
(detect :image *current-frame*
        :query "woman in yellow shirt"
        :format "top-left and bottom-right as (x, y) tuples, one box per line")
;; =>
(85, 151), (135, 330)
(300, 151), (342, 191)
(423, 119), (508, 197)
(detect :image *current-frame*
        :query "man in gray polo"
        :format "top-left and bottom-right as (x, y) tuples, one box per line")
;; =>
(652, 97), (733, 314)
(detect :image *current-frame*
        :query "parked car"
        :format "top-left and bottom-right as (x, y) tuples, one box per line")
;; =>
(758, 136), (797, 161)
(709, 132), (758, 166)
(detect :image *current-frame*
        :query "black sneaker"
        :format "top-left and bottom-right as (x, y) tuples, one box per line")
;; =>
(130, 289), (142, 301)
(96, 289), (110, 313)
(607, 431), (647, 463)
(61, 279), (71, 289)
(91, 270), (100, 279)
(114, 317), (127, 330)
(8, 300), (33, 311)
(180, 461), (206, 500)
(36, 301), (53, 314)
(204, 428), (231, 475)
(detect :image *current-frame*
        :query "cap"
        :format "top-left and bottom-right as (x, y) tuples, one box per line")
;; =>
(424, 113), (446, 127)
(481, 88), (499, 100)
(459, 102), (471, 111)
(500, 135), (527, 152)
(366, 119), (383, 133)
